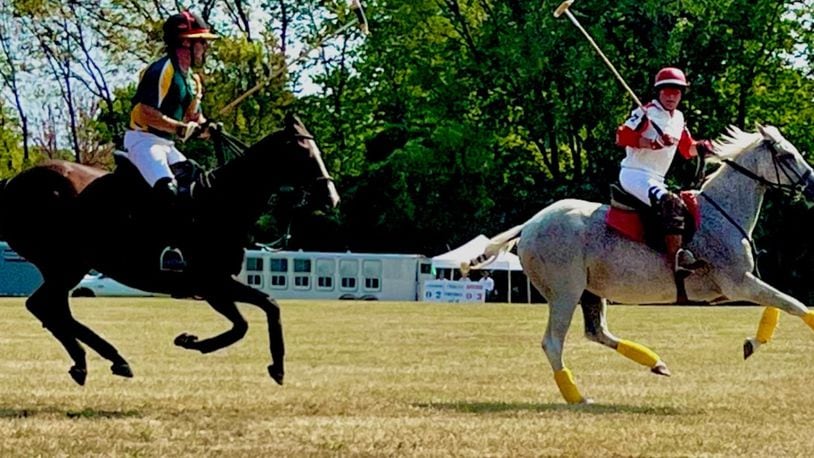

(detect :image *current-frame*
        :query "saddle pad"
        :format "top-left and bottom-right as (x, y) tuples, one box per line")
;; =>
(605, 207), (646, 242)
(606, 191), (701, 243)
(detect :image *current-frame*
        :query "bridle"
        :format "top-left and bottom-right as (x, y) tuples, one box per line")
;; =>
(718, 140), (812, 198)
(699, 139), (813, 278)
(209, 124), (334, 203)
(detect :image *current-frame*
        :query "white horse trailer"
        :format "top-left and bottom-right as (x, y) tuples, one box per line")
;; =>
(237, 250), (435, 301)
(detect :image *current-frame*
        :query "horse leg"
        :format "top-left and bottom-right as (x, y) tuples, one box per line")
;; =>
(26, 283), (88, 385)
(174, 296), (249, 354)
(176, 278), (284, 385)
(541, 286), (588, 404)
(581, 292), (671, 377)
(743, 307), (781, 360)
(721, 273), (811, 358)
(70, 321), (133, 378)
(222, 278), (285, 385)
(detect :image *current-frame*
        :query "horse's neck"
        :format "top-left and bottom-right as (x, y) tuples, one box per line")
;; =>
(208, 153), (280, 219)
(701, 160), (766, 236)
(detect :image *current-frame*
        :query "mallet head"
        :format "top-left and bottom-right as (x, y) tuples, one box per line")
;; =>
(554, 0), (574, 18)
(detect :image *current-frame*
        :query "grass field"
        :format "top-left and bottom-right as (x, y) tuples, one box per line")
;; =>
(1, 298), (814, 456)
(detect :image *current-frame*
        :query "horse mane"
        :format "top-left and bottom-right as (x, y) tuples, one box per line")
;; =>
(707, 125), (764, 163)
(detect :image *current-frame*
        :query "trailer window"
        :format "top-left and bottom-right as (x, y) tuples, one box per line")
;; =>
(362, 260), (382, 292)
(246, 257), (263, 271)
(293, 258), (312, 290)
(269, 258), (288, 289)
(316, 259), (335, 290)
(420, 263), (432, 274)
(339, 259), (359, 291)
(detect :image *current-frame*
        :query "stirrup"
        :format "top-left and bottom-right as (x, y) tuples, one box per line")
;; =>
(675, 248), (707, 273)
(160, 246), (186, 272)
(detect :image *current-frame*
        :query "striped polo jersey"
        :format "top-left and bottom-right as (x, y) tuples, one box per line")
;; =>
(129, 56), (197, 139)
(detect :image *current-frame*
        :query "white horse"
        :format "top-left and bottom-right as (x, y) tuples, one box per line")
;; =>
(465, 125), (814, 404)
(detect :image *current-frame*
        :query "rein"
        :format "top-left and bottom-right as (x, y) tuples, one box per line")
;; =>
(721, 141), (812, 197)
(699, 192), (762, 278)
(698, 140), (810, 279)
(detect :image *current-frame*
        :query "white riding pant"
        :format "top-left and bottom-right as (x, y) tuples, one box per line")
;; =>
(619, 167), (669, 207)
(123, 130), (187, 187)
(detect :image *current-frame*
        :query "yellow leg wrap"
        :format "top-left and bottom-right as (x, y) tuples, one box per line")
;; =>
(802, 311), (814, 332)
(616, 339), (660, 368)
(756, 307), (781, 343)
(554, 368), (584, 404)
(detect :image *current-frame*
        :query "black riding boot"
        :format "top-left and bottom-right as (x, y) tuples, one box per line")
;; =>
(154, 177), (187, 272)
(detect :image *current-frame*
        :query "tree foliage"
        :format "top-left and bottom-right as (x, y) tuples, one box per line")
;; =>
(1, 0), (814, 295)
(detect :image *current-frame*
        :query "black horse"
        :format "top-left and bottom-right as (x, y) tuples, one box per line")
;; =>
(0, 114), (339, 385)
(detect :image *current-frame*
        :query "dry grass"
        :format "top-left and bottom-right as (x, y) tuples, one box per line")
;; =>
(1, 298), (813, 456)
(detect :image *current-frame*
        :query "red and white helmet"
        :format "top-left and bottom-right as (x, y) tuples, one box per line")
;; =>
(654, 67), (689, 89)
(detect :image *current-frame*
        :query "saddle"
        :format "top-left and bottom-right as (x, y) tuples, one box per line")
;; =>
(111, 152), (208, 199)
(109, 153), (210, 237)
(605, 184), (700, 252)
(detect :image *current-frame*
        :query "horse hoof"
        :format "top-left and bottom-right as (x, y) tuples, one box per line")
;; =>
(174, 333), (199, 349)
(267, 365), (284, 385)
(743, 338), (757, 360)
(69, 366), (87, 386)
(580, 397), (595, 405)
(651, 362), (671, 377)
(111, 363), (134, 378)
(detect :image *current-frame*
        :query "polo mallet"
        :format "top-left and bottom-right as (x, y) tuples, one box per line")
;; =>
(219, 0), (370, 116)
(554, 0), (664, 136)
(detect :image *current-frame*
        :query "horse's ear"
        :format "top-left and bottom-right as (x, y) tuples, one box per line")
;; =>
(284, 112), (301, 130)
(756, 123), (782, 143)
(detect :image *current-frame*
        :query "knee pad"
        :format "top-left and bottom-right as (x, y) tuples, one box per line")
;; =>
(656, 192), (686, 234)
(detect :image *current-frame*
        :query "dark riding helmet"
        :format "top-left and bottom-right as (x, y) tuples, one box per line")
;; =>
(163, 10), (218, 48)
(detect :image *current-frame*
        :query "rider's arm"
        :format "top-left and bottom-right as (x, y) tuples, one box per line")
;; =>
(677, 128), (696, 159)
(133, 103), (192, 137)
(184, 73), (204, 123)
(616, 107), (661, 149)
(183, 73), (209, 138)
(678, 128), (714, 159)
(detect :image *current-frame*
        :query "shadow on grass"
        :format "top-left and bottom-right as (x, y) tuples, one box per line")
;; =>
(0, 407), (140, 419)
(414, 401), (689, 416)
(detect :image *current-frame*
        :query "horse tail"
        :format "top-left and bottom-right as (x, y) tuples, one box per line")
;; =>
(460, 223), (525, 274)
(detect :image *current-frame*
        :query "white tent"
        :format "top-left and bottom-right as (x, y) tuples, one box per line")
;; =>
(431, 235), (523, 271)
(431, 235), (530, 303)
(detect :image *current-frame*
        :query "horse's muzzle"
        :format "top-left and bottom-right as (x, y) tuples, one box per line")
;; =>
(804, 173), (814, 201)
(326, 180), (340, 209)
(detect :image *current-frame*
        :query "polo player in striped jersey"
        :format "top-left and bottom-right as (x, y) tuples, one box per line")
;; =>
(124, 10), (218, 271)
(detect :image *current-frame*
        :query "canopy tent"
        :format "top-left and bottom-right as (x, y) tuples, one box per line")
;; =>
(431, 235), (523, 272)
(431, 235), (530, 303)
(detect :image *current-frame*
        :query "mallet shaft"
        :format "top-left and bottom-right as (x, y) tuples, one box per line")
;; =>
(562, 9), (644, 111)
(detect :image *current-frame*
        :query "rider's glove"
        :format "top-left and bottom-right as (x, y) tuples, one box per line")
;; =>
(659, 133), (676, 147)
(176, 121), (201, 143)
